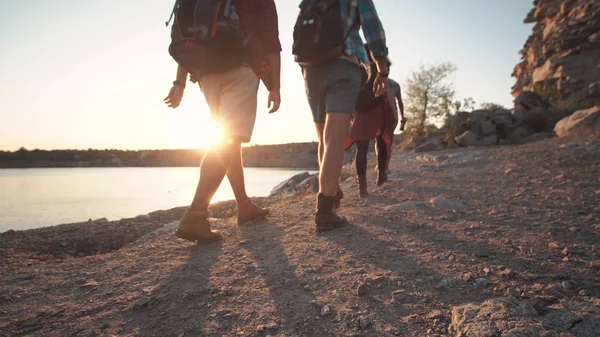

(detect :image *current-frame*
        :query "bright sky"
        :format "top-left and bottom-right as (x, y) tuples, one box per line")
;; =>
(0, 0), (533, 151)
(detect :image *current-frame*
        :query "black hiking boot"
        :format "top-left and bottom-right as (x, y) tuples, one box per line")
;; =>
(315, 193), (347, 233)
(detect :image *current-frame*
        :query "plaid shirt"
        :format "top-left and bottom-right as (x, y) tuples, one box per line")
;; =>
(342, 0), (388, 64)
(236, 0), (282, 91)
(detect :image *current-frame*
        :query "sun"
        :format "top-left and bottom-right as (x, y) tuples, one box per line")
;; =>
(176, 119), (223, 149)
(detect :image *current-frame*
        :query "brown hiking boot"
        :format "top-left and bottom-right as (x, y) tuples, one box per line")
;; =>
(237, 199), (269, 225)
(175, 210), (222, 243)
(333, 186), (344, 209)
(377, 169), (388, 186)
(315, 194), (348, 233)
(358, 175), (368, 198)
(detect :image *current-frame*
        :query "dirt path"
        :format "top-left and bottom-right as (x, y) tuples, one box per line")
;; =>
(1, 139), (599, 336)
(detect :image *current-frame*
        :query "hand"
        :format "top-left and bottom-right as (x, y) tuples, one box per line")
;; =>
(373, 74), (388, 97)
(267, 89), (281, 114)
(164, 85), (184, 108)
(189, 73), (199, 84)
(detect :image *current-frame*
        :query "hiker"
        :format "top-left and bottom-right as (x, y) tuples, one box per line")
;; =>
(293, 0), (389, 232)
(164, 0), (282, 243)
(378, 75), (406, 173)
(344, 55), (396, 197)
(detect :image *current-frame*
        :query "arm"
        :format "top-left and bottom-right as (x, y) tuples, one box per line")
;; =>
(396, 83), (405, 117)
(258, 0), (282, 112)
(357, 0), (389, 75)
(164, 65), (188, 108)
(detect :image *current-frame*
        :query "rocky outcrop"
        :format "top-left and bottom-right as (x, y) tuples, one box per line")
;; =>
(453, 92), (563, 148)
(512, 0), (600, 105)
(269, 172), (318, 197)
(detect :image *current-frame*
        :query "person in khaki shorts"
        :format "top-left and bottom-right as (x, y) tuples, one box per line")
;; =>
(164, 0), (282, 243)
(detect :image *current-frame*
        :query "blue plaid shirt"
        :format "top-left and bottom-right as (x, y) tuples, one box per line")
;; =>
(342, 0), (388, 64)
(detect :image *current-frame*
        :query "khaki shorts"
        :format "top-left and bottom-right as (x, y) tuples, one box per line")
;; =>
(199, 65), (260, 143)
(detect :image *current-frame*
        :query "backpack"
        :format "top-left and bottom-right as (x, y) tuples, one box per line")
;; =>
(355, 62), (384, 112)
(166, 0), (246, 75)
(292, 0), (349, 66)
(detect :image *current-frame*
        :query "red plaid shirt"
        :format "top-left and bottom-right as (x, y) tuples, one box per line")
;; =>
(236, 0), (281, 91)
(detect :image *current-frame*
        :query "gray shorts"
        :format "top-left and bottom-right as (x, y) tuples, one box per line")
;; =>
(302, 58), (362, 123)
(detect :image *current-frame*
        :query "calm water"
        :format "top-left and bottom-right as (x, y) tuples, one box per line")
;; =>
(0, 167), (314, 232)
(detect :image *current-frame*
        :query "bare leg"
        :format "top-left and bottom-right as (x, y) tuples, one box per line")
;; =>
(315, 123), (325, 167)
(226, 143), (249, 203)
(320, 113), (352, 196)
(190, 142), (236, 211)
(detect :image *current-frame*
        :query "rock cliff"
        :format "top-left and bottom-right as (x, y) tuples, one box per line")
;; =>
(512, 0), (600, 106)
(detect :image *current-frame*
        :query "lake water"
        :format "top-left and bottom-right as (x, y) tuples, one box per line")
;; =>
(0, 167), (315, 232)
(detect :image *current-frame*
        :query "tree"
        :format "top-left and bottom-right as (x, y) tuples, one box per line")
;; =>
(404, 62), (457, 135)
(480, 102), (506, 112)
(453, 97), (476, 113)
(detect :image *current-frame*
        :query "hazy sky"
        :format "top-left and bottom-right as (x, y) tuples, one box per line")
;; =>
(0, 0), (533, 151)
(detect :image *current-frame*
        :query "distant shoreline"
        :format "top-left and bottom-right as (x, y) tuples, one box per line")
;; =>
(0, 142), (320, 169)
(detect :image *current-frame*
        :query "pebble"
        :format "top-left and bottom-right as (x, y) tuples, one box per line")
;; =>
(357, 283), (368, 297)
(358, 317), (371, 330)
(589, 261), (600, 269)
(463, 272), (475, 282)
(531, 283), (545, 292)
(475, 278), (490, 288)
(134, 297), (151, 308)
(321, 305), (332, 316)
(427, 310), (444, 319)
(500, 268), (516, 279)
(392, 290), (408, 301)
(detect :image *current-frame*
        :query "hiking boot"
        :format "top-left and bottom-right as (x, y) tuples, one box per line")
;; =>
(358, 175), (368, 198)
(333, 186), (344, 209)
(237, 199), (269, 225)
(399, 118), (408, 131)
(377, 170), (388, 186)
(175, 210), (222, 243)
(315, 193), (348, 233)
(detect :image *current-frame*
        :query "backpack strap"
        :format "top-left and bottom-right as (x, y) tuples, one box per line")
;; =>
(165, 0), (178, 27)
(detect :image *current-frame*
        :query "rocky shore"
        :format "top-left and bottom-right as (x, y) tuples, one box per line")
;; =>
(1, 137), (599, 336)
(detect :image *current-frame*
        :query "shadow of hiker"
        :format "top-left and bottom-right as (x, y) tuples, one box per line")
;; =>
(237, 219), (327, 336)
(123, 239), (223, 337)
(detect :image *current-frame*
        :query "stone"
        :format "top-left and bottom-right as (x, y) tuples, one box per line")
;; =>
(451, 297), (541, 337)
(358, 317), (372, 330)
(514, 91), (548, 111)
(509, 126), (534, 143)
(455, 130), (480, 147)
(571, 316), (600, 337)
(512, 107), (526, 124)
(589, 261), (600, 269)
(427, 310), (445, 319)
(478, 134), (498, 146)
(430, 198), (467, 210)
(269, 171), (311, 197)
(321, 305), (332, 316)
(475, 278), (490, 288)
(385, 201), (422, 212)
(501, 269), (516, 279)
(542, 310), (581, 331)
(392, 290), (408, 301)
(531, 283), (545, 292)
(462, 272), (476, 282)
(415, 141), (440, 153)
(357, 283), (368, 297)
(522, 107), (552, 133)
(554, 106), (600, 138)
(479, 118), (497, 136)
(471, 109), (492, 122)
(134, 297), (151, 308)
(296, 174), (319, 194)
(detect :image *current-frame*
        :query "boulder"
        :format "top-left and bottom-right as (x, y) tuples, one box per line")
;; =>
(269, 172), (311, 197)
(509, 126), (534, 143)
(522, 107), (552, 132)
(471, 109), (492, 122)
(512, 107), (526, 125)
(296, 174), (319, 194)
(514, 91), (548, 111)
(455, 130), (480, 147)
(554, 106), (600, 138)
(415, 141), (441, 153)
(479, 118), (497, 136)
(478, 134), (499, 146)
(571, 316), (600, 337)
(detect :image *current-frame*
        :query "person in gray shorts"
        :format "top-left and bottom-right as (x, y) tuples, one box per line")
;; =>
(295, 0), (390, 233)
